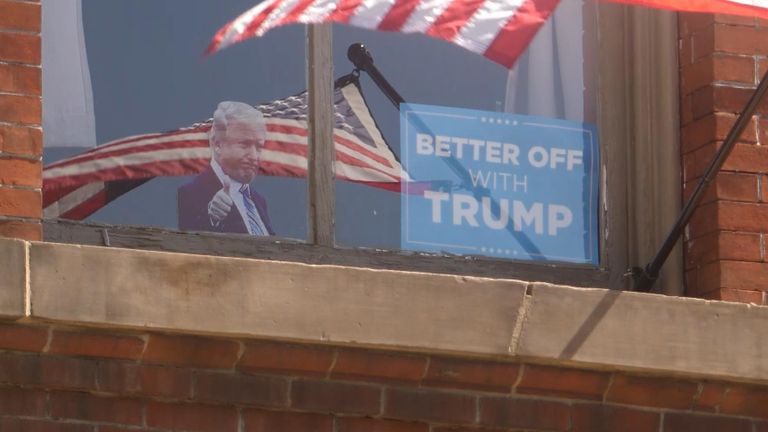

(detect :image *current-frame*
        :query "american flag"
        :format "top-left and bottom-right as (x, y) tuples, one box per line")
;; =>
(207, 0), (561, 69)
(609, 0), (768, 17)
(207, 0), (768, 72)
(43, 74), (408, 220)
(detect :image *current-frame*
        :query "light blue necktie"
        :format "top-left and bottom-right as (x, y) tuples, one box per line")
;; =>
(239, 184), (266, 236)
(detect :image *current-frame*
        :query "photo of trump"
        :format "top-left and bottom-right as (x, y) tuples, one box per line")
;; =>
(177, 101), (274, 235)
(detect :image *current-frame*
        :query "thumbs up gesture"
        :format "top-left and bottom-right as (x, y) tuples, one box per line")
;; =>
(207, 178), (234, 225)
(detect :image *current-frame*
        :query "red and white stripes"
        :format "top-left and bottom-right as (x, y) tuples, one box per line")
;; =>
(207, 0), (560, 69)
(607, 0), (768, 17)
(43, 81), (409, 220)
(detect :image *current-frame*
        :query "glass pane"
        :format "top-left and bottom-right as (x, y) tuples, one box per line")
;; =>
(331, 0), (599, 264)
(43, 0), (308, 241)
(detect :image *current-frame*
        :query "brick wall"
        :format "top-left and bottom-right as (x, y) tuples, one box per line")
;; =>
(0, 0), (42, 241)
(680, 13), (768, 304)
(0, 321), (766, 432)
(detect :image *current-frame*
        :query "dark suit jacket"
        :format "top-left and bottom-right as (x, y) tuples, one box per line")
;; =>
(177, 167), (274, 235)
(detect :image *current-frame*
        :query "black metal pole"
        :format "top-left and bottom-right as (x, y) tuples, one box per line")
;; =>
(348, 43), (405, 107)
(632, 68), (768, 292)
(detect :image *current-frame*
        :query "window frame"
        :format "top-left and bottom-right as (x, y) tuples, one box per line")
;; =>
(42, 3), (682, 292)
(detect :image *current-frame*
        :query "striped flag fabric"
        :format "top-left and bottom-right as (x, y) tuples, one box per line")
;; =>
(207, 0), (561, 69)
(43, 75), (408, 220)
(608, 0), (768, 17)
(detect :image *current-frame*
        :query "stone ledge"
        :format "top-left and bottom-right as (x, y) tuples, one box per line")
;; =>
(28, 241), (527, 356)
(6, 238), (768, 385)
(0, 237), (26, 318)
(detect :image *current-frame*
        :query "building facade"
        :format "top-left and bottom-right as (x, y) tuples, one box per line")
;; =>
(1, 1), (768, 431)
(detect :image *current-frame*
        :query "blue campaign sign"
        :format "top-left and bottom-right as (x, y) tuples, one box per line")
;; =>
(400, 103), (600, 265)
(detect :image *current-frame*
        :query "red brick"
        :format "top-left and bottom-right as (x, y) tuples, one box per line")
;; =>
(0, 63), (41, 95)
(571, 404), (660, 432)
(146, 401), (238, 432)
(702, 288), (764, 304)
(682, 55), (755, 95)
(243, 409), (333, 432)
(714, 13), (756, 27)
(479, 396), (570, 431)
(0, 352), (97, 390)
(681, 94), (694, 125)
(712, 173), (759, 203)
(48, 330), (145, 360)
(685, 269), (698, 297)
(0, 157), (40, 188)
(714, 54), (757, 85)
(692, 26), (715, 61)
(759, 118), (768, 145)
(98, 428), (154, 432)
(50, 391), (143, 426)
(690, 85), (716, 120)
(0, 124), (41, 156)
(432, 428), (506, 432)
(0, 32), (40, 65)
(423, 357), (518, 393)
(605, 374), (698, 410)
(97, 361), (192, 399)
(664, 412), (753, 432)
(719, 261), (768, 291)
(0, 323), (48, 351)
(681, 113), (757, 155)
(686, 231), (762, 269)
(761, 60), (768, 88)
(337, 417), (428, 432)
(719, 384), (768, 419)
(142, 333), (240, 369)
(516, 364), (610, 401)
(685, 142), (768, 185)
(717, 202), (768, 233)
(385, 388), (475, 425)
(0, 93), (41, 124)
(331, 349), (427, 384)
(291, 379), (380, 415)
(685, 203), (718, 241)
(237, 341), (334, 377)
(682, 56), (715, 95)
(0, 1), (40, 32)
(0, 219), (41, 240)
(0, 386), (47, 416)
(714, 24), (768, 56)
(679, 12), (714, 36)
(724, 144), (768, 173)
(687, 260), (722, 297)
(695, 382), (730, 412)
(0, 418), (93, 432)
(0, 186), (40, 218)
(193, 371), (288, 407)
(680, 35), (693, 67)
(714, 84), (768, 118)
(764, 175), (768, 202)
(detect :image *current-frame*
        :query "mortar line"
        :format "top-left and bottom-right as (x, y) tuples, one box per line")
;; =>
(508, 283), (534, 355)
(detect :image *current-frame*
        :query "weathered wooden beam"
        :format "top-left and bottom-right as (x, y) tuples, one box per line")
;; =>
(307, 24), (335, 247)
(43, 219), (610, 288)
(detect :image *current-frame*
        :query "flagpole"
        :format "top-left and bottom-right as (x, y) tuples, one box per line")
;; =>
(632, 68), (768, 292)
